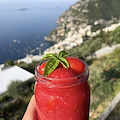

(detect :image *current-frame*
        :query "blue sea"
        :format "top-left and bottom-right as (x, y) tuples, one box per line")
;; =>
(0, 0), (78, 64)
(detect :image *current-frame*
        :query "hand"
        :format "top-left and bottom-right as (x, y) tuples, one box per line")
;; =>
(22, 95), (38, 120)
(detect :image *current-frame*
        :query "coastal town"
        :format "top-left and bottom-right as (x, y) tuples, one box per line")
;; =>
(0, 21), (119, 67)
(44, 22), (120, 55)
(10, 21), (120, 64)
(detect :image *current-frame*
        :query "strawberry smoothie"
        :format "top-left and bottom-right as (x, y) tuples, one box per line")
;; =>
(34, 51), (90, 120)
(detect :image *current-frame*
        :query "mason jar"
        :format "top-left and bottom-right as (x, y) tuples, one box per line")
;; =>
(34, 59), (90, 120)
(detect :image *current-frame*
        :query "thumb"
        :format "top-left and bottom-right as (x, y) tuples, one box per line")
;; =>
(22, 95), (37, 120)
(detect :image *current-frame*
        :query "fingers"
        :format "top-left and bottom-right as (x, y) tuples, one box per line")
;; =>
(22, 95), (37, 120)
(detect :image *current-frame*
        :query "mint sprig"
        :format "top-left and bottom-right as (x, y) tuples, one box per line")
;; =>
(44, 58), (59, 76)
(58, 50), (68, 58)
(41, 50), (69, 76)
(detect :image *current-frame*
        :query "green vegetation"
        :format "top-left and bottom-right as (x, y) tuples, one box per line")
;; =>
(91, 24), (104, 32)
(4, 60), (14, 66)
(48, 28), (57, 37)
(7, 79), (34, 99)
(67, 26), (120, 60)
(0, 78), (35, 120)
(86, 0), (120, 21)
(70, 0), (120, 23)
(110, 26), (120, 43)
(89, 48), (120, 120)
(7, 81), (22, 98)
(17, 60), (38, 74)
(107, 100), (120, 120)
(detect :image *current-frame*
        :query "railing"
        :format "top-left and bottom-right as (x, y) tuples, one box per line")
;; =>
(97, 91), (120, 120)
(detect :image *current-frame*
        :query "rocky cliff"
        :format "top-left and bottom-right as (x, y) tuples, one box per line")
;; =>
(45, 0), (120, 42)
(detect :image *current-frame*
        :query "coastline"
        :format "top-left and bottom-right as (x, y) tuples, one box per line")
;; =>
(1, 21), (119, 66)
(0, 0), (79, 64)
(43, 22), (120, 55)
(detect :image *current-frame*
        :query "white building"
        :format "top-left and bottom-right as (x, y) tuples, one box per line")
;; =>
(0, 65), (34, 94)
(17, 54), (43, 64)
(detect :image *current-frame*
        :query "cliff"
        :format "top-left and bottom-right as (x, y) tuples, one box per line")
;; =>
(45, 0), (120, 42)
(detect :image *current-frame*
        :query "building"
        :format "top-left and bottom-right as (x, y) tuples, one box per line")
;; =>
(0, 65), (34, 94)
(17, 54), (43, 64)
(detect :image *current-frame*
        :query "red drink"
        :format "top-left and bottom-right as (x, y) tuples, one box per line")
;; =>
(35, 59), (90, 120)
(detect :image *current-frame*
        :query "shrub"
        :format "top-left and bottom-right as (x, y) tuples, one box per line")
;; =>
(7, 81), (22, 98)
(0, 95), (12, 103)
(16, 78), (35, 97)
(90, 37), (102, 52)
(18, 61), (38, 74)
(4, 60), (14, 66)
(110, 26), (120, 43)
(7, 78), (35, 98)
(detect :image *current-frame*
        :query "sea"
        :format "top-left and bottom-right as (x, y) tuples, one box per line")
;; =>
(0, 0), (78, 64)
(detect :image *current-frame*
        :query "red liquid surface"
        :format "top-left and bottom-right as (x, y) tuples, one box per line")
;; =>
(35, 77), (90, 120)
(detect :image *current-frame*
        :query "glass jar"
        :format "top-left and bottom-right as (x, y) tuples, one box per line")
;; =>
(34, 59), (90, 120)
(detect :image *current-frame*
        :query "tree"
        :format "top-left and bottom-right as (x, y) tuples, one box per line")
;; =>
(0, 97), (25, 120)
(7, 81), (22, 98)
(110, 26), (120, 43)
(4, 60), (14, 66)
(90, 37), (102, 52)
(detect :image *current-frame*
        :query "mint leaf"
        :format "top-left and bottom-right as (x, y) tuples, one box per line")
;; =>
(58, 50), (68, 58)
(41, 50), (69, 76)
(59, 57), (69, 68)
(44, 58), (59, 76)
(41, 53), (57, 60)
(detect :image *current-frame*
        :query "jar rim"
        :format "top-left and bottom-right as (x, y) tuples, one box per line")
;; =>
(35, 58), (89, 82)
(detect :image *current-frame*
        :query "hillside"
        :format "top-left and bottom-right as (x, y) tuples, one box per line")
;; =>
(45, 0), (120, 42)
(89, 47), (120, 120)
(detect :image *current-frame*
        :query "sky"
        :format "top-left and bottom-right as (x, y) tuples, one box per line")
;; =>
(0, 0), (79, 4)
(0, 0), (79, 10)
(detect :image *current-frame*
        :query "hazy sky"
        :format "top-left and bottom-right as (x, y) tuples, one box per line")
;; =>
(0, 0), (79, 11)
(0, 0), (79, 4)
